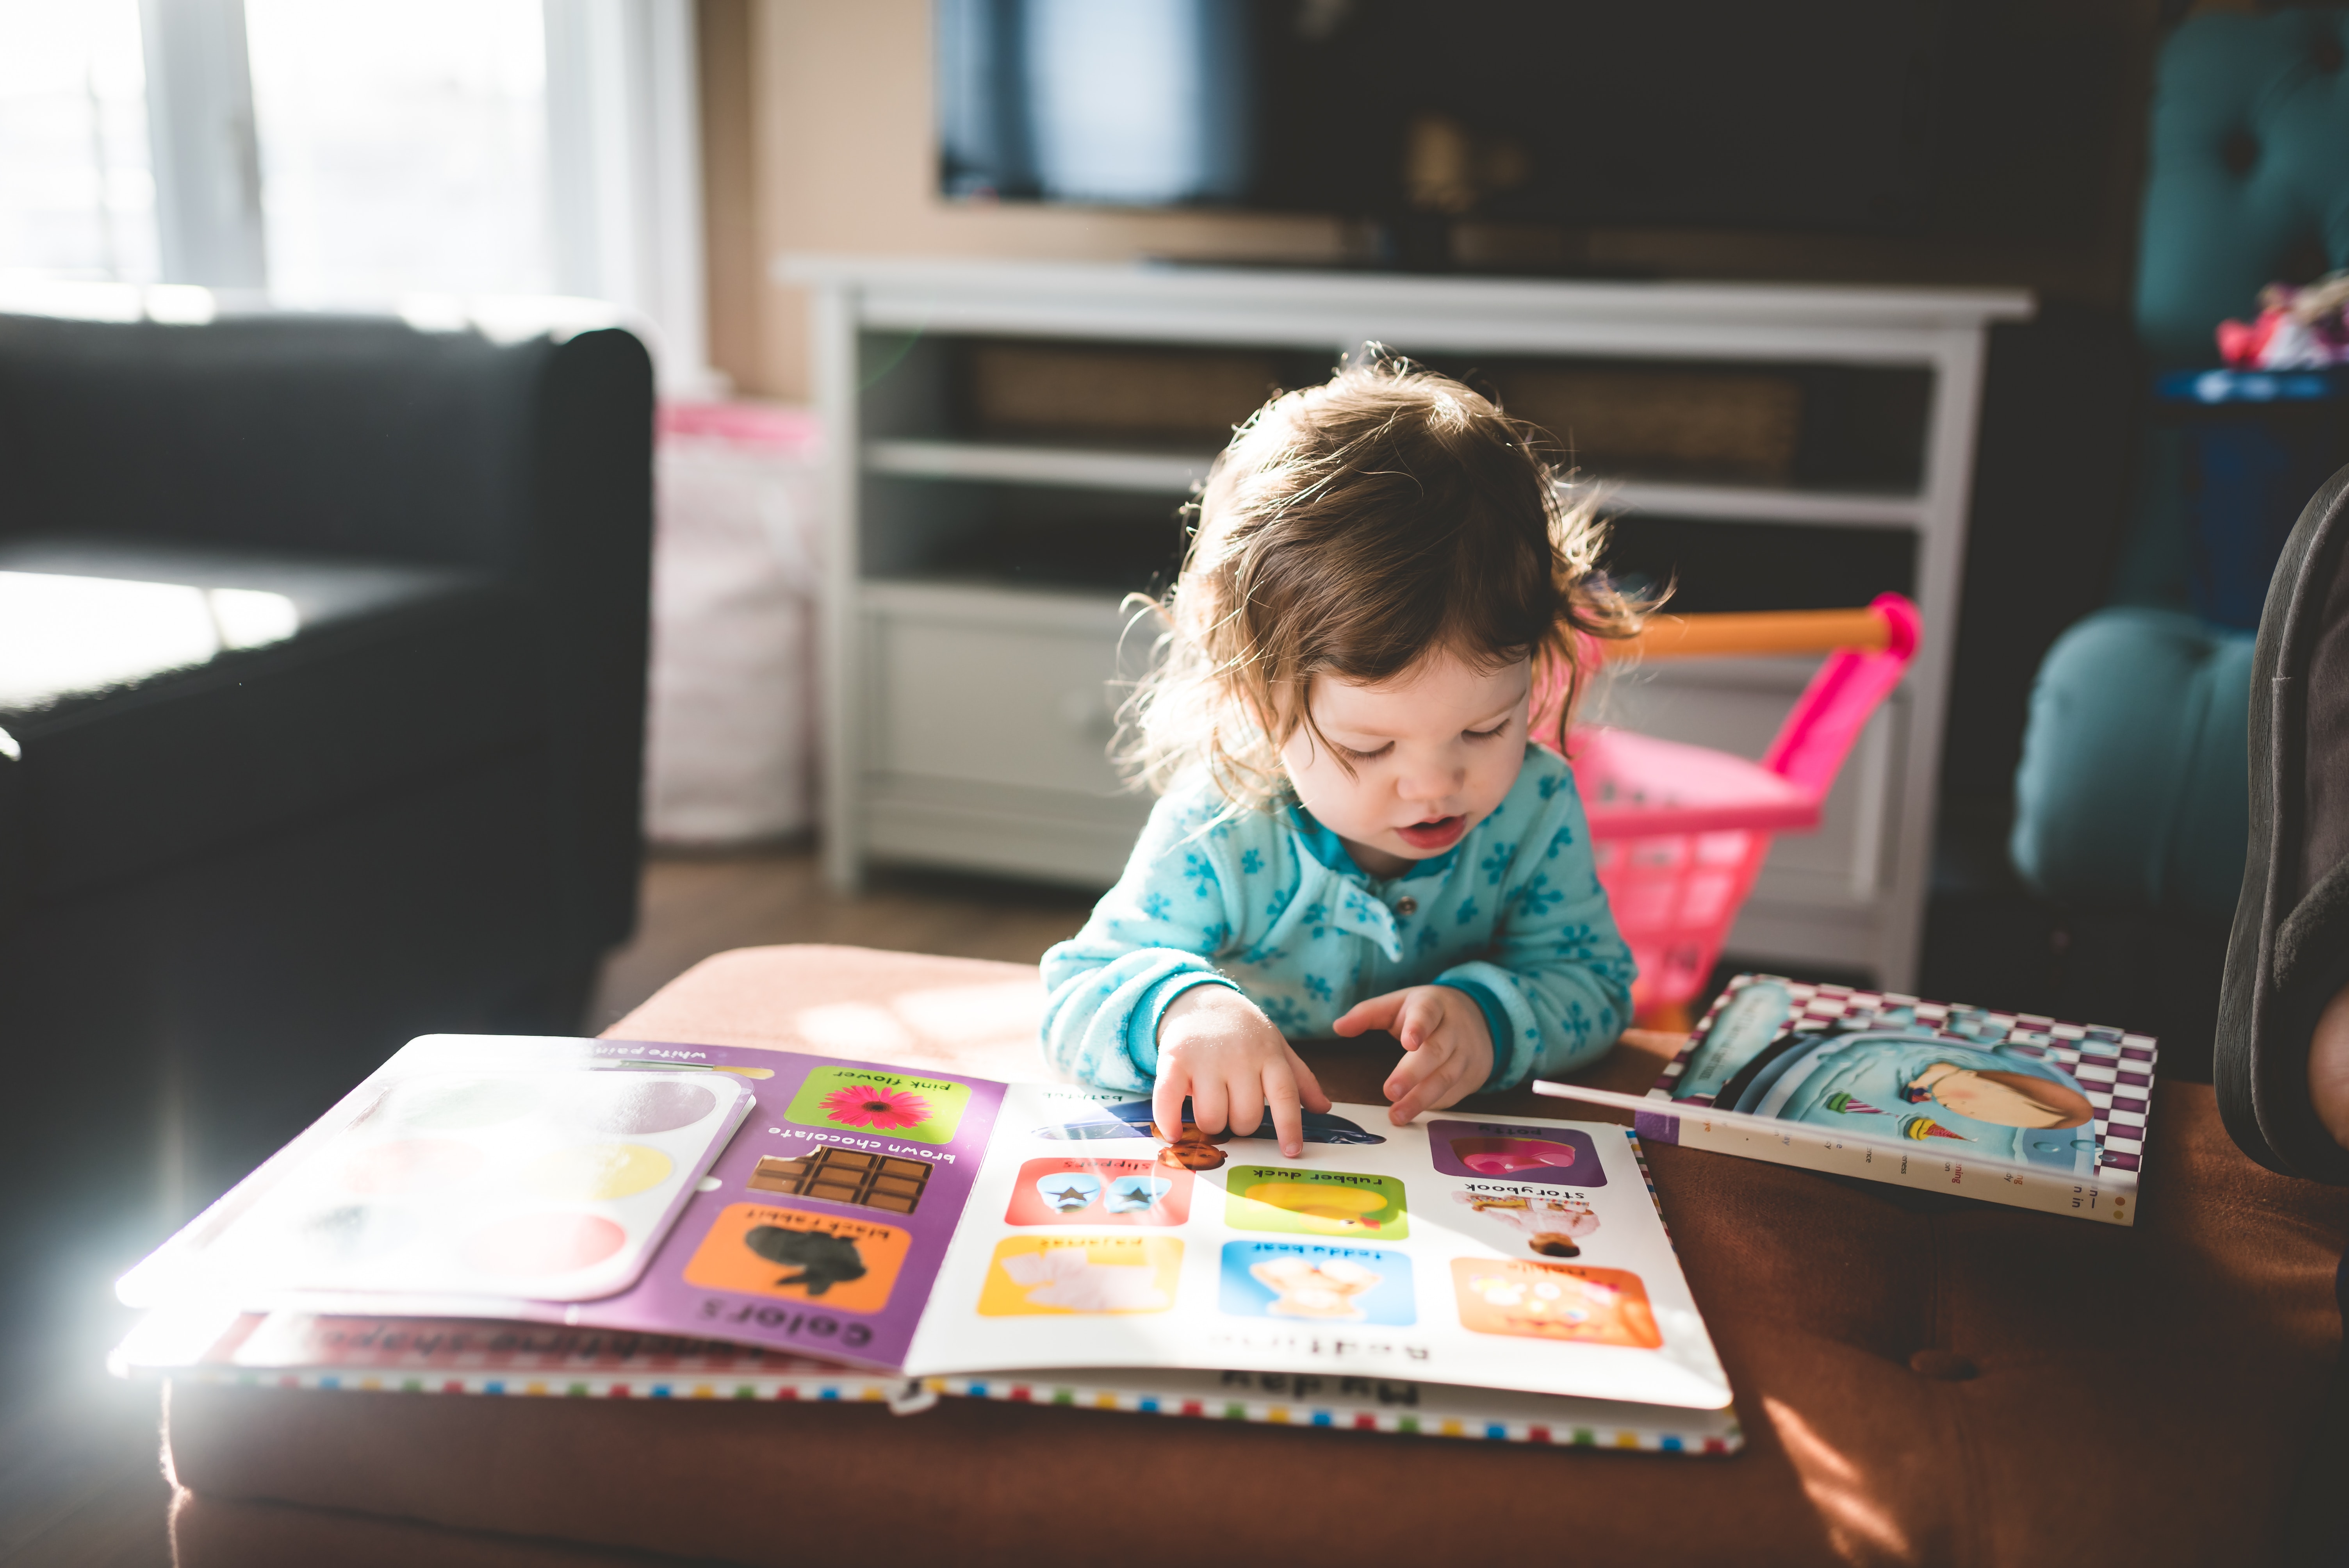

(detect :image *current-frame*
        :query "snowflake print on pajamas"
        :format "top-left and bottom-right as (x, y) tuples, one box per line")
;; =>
(1039, 743), (1634, 1095)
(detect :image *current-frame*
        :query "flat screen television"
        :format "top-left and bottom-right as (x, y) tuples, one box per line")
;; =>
(937, 0), (1949, 239)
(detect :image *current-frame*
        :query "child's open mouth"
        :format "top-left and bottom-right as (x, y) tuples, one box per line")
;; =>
(1395, 815), (1467, 851)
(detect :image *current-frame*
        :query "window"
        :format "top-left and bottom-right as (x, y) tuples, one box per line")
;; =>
(0, 0), (712, 391)
(244, 0), (553, 303)
(0, 0), (158, 283)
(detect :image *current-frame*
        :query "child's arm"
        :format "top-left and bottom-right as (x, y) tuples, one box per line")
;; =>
(1038, 793), (1252, 1091)
(1040, 795), (1330, 1154)
(1431, 778), (1637, 1091)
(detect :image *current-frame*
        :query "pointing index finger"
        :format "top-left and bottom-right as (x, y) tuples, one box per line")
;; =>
(1152, 1071), (1187, 1148)
(1264, 1066), (1305, 1158)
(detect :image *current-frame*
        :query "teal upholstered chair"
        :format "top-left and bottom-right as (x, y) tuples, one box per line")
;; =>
(2010, 10), (2349, 1071)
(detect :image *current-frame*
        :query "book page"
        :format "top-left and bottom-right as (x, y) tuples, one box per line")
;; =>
(900, 1085), (1731, 1409)
(120, 1035), (1009, 1374)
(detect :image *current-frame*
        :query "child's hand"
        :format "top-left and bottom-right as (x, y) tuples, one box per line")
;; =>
(1154, 985), (1332, 1158)
(1333, 986), (1494, 1124)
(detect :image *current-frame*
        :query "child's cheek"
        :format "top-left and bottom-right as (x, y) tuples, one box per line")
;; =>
(1477, 744), (1528, 815)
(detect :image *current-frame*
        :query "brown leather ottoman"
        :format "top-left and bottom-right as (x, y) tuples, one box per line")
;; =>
(162, 946), (2349, 1566)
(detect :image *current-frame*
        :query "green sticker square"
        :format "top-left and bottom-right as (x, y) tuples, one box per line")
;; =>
(783, 1066), (973, 1145)
(1222, 1165), (1408, 1240)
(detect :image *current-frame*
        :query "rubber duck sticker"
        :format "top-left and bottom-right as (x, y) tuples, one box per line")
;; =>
(1223, 1167), (1408, 1239)
(1235, 1180), (1391, 1233)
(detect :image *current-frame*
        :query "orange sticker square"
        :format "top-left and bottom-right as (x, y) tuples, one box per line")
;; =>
(1450, 1258), (1661, 1348)
(682, 1203), (910, 1316)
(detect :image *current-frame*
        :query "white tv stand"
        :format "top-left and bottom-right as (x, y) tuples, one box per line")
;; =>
(784, 256), (2030, 991)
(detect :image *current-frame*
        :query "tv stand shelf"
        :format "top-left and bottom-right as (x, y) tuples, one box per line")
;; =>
(864, 437), (1930, 528)
(786, 255), (2031, 990)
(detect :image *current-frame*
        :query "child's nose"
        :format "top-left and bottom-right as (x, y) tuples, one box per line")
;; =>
(1396, 758), (1463, 806)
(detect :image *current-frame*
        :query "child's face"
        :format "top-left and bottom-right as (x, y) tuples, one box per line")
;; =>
(1280, 648), (1531, 879)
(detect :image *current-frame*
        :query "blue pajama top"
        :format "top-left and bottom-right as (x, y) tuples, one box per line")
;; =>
(1039, 743), (1637, 1094)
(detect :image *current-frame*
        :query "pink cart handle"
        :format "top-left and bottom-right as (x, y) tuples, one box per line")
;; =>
(1760, 593), (1921, 803)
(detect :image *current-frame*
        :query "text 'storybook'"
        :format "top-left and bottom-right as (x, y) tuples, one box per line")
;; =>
(116, 1032), (1735, 1431)
(1538, 974), (2153, 1224)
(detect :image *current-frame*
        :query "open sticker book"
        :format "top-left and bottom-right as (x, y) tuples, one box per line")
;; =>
(119, 1032), (1734, 1428)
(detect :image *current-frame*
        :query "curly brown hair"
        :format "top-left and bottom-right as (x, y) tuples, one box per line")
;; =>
(1119, 353), (1648, 809)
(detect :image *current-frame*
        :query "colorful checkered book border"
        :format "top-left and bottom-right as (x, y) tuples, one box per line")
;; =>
(116, 1311), (1742, 1453)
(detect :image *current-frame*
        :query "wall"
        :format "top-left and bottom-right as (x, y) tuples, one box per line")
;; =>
(697, 0), (763, 397)
(701, 0), (2167, 403)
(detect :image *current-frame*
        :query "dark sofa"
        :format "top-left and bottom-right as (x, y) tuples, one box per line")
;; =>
(0, 308), (652, 1387)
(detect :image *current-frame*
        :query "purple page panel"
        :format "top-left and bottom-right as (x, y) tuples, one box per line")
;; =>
(558, 1039), (1006, 1373)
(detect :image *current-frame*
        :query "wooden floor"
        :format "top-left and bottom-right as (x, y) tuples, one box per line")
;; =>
(590, 842), (1097, 1029)
(0, 1377), (173, 1568)
(0, 845), (1093, 1567)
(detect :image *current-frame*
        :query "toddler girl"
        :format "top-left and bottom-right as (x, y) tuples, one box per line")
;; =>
(1041, 357), (1640, 1158)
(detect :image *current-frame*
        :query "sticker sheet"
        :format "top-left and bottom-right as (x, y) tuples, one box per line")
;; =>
(901, 1085), (1731, 1410)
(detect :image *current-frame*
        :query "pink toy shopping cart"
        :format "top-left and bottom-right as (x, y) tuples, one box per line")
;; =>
(1564, 593), (1921, 1030)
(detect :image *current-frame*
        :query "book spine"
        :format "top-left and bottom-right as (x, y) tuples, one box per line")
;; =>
(925, 1377), (1741, 1453)
(1648, 1113), (2135, 1226)
(168, 1367), (916, 1402)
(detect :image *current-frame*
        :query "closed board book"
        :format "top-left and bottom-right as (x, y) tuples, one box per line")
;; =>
(1536, 974), (2154, 1225)
(116, 1032), (1742, 1450)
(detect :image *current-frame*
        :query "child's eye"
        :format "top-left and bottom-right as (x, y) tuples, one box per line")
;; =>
(1464, 722), (1510, 741)
(1334, 741), (1392, 763)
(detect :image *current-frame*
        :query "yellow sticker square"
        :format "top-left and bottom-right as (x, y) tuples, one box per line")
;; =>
(976, 1235), (1182, 1316)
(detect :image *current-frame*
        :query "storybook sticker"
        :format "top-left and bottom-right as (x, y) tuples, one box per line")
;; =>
(784, 1066), (972, 1146)
(1222, 1167), (1408, 1240)
(977, 1235), (1181, 1316)
(1427, 1122), (1606, 1187)
(1004, 1157), (1192, 1226)
(1451, 1259), (1660, 1348)
(1450, 1188), (1602, 1259)
(682, 1203), (911, 1316)
(1219, 1240), (1415, 1326)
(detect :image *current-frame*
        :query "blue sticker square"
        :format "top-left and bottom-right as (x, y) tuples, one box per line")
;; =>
(1218, 1240), (1415, 1326)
